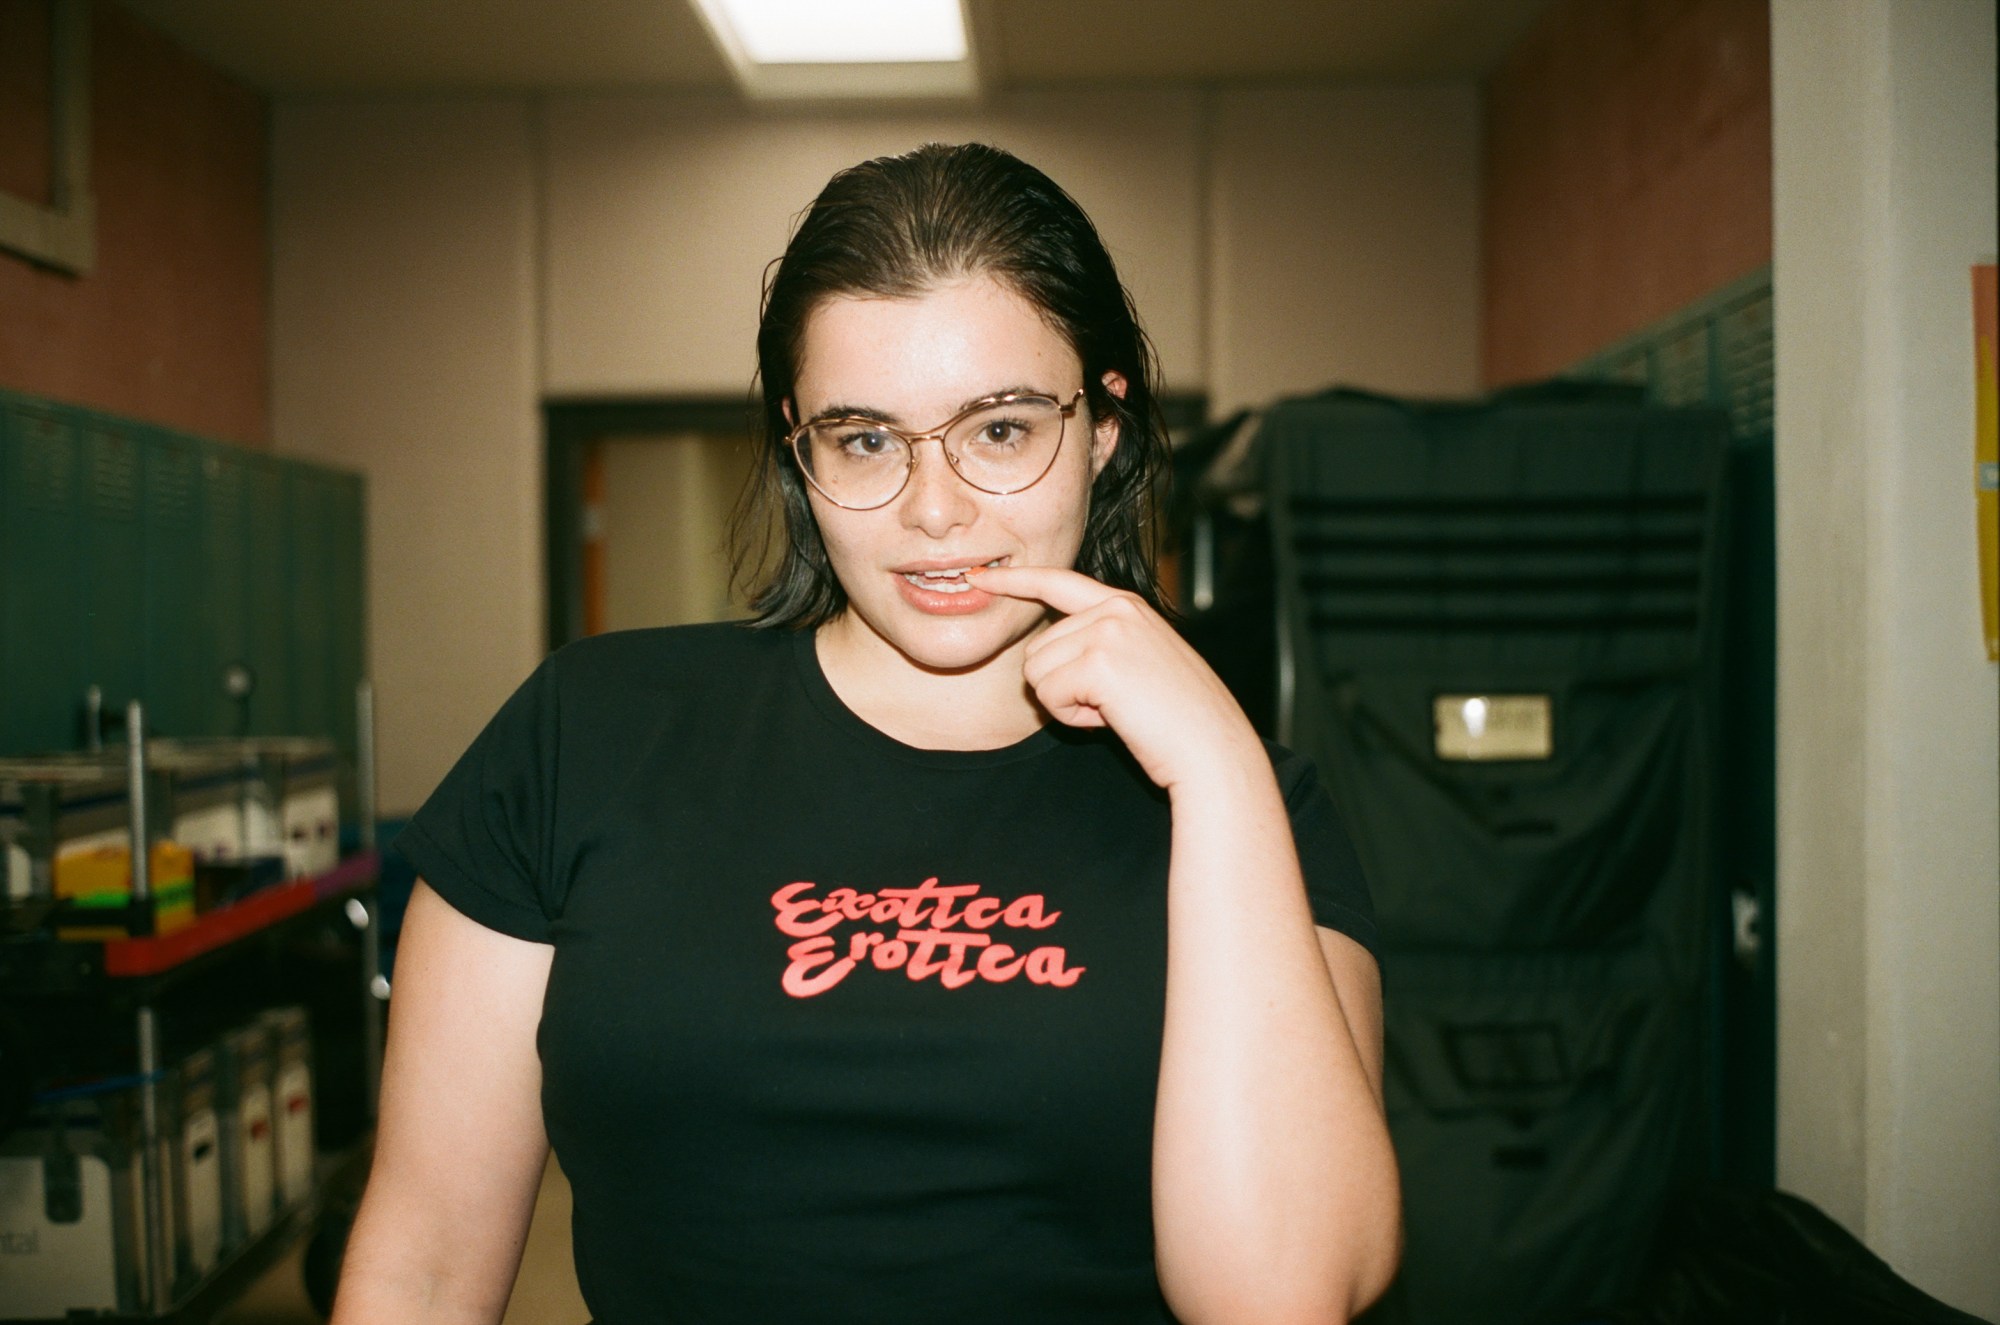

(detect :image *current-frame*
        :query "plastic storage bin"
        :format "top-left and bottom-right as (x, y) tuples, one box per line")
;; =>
(262, 1006), (316, 1210)
(169, 1048), (224, 1289)
(216, 1020), (278, 1248)
(0, 1094), (153, 1318)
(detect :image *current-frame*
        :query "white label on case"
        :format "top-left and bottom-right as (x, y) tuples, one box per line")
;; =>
(1433, 694), (1554, 761)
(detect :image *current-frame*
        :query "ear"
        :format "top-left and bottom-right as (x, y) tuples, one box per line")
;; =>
(781, 397), (797, 430)
(1090, 371), (1127, 477)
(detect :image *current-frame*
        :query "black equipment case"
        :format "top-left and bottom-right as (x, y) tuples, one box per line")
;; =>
(1260, 389), (1733, 1324)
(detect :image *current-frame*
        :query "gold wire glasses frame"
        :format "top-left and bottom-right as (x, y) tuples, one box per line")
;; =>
(787, 389), (1086, 511)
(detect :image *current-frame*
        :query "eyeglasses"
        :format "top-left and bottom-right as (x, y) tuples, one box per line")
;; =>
(788, 389), (1085, 511)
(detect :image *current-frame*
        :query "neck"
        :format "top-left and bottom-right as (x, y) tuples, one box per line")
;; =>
(814, 613), (1047, 751)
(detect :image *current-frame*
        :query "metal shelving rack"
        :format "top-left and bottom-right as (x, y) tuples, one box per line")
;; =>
(1, 686), (385, 1322)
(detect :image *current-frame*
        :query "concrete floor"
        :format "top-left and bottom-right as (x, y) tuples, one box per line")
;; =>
(213, 1156), (589, 1324)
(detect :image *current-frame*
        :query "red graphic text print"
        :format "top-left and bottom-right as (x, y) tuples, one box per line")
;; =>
(771, 876), (1085, 999)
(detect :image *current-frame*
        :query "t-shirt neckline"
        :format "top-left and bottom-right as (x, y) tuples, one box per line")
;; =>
(788, 626), (1063, 769)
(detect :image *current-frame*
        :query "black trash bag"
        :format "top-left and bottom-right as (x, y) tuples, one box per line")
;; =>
(1600, 1185), (1992, 1325)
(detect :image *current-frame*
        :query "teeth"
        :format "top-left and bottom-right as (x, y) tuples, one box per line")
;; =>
(905, 575), (973, 594)
(900, 558), (1006, 593)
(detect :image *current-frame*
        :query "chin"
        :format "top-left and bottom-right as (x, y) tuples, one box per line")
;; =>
(868, 598), (1044, 674)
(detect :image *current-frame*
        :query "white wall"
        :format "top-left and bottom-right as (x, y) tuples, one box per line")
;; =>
(271, 99), (544, 816)
(1772, 1), (2000, 1315)
(541, 85), (1482, 409)
(1207, 84), (1482, 411)
(542, 89), (1207, 396)
(270, 86), (1483, 811)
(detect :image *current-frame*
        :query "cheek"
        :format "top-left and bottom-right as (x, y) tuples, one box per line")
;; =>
(1062, 448), (1103, 533)
(810, 512), (870, 575)
(1018, 468), (1096, 561)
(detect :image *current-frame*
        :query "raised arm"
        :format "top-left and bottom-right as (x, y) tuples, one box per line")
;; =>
(973, 565), (1401, 1324)
(329, 881), (555, 1325)
(1151, 759), (1399, 1323)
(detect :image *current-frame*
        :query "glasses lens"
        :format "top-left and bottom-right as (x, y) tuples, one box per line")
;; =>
(798, 422), (909, 508)
(943, 397), (1065, 494)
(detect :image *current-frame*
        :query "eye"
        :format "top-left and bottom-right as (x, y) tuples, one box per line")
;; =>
(976, 418), (1027, 447)
(835, 427), (897, 457)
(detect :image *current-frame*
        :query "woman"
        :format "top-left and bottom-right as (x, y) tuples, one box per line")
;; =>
(334, 143), (1399, 1324)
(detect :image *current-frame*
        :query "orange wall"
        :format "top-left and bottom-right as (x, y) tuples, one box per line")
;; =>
(1481, 0), (1771, 386)
(0, 2), (269, 446)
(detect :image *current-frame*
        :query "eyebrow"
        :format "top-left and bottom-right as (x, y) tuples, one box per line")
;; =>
(805, 385), (1056, 427)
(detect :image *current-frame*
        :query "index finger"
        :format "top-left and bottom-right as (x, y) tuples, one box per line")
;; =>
(968, 564), (1121, 616)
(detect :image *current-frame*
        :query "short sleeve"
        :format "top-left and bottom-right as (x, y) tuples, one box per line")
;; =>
(392, 655), (561, 943)
(1271, 744), (1378, 956)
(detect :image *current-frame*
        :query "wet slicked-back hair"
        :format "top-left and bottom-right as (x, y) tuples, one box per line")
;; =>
(729, 142), (1172, 627)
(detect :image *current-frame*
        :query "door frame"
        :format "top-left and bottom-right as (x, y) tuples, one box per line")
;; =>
(543, 396), (757, 651)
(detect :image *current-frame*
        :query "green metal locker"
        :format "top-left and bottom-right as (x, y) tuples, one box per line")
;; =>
(77, 411), (147, 731)
(287, 462), (337, 748)
(140, 426), (208, 739)
(327, 469), (367, 790)
(2, 387), (368, 769)
(200, 439), (253, 738)
(240, 452), (292, 737)
(2, 399), (86, 752)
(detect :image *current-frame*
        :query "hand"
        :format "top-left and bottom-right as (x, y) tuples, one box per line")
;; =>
(970, 565), (1263, 794)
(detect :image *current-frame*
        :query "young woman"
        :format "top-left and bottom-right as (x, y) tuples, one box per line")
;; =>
(334, 143), (1399, 1325)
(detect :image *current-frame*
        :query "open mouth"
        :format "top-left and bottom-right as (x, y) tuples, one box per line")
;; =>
(899, 556), (1008, 595)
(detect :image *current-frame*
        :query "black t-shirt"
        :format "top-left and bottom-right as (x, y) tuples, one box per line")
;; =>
(395, 622), (1375, 1324)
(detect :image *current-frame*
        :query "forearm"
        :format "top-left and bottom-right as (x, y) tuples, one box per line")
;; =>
(1152, 748), (1400, 1324)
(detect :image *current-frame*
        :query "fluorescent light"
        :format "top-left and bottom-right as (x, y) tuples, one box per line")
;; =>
(691, 0), (980, 100)
(716, 0), (967, 64)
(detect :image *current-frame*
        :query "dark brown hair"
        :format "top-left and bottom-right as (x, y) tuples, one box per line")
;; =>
(730, 142), (1172, 626)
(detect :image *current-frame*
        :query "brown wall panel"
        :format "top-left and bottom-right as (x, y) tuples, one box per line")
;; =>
(0, 2), (269, 445)
(1482, 0), (1771, 386)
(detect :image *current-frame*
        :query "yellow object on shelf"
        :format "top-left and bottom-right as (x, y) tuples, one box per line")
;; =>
(54, 841), (198, 938)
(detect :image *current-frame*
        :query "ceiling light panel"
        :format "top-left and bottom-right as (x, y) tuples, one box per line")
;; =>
(722, 0), (966, 63)
(691, 0), (979, 99)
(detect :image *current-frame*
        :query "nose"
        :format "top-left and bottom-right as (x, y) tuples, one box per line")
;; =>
(898, 437), (979, 538)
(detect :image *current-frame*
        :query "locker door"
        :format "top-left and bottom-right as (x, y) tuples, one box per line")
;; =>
(201, 442), (253, 737)
(328, 470), (367, 766)
(1, 400), (85, 753)
(241, 454), (292, 737)
(142, 428), (208, 739)
(77, 413), (147, 730)
(287, 462), (336, 744)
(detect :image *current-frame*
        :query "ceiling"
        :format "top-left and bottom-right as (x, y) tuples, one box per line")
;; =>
(113, 0), (1554, 96)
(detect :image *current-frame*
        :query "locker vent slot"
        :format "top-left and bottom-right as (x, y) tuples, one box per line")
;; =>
(87, 429), (140, 520)
(153, 440), (200, 529)
(13, 410), (74, 511)
(1571, 264), (1773, 438)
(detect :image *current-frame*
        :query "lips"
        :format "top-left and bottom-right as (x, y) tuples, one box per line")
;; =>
(886, 555), (1010, 616)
